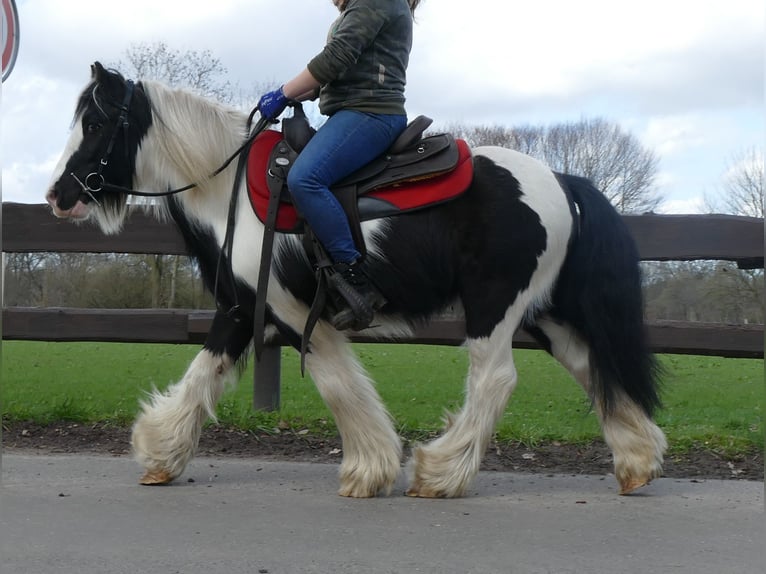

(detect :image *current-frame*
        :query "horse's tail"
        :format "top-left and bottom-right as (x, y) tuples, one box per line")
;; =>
(549, 174), (661, 416)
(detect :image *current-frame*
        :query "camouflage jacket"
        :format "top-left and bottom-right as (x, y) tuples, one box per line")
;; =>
(307, 0), (412, 116)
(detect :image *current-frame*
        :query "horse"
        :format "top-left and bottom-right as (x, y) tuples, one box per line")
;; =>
(45, 62), (667, 498)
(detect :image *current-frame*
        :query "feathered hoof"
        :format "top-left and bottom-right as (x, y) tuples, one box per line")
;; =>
(337, 483), (379, 498)
(404, 482), (449, 498)
(337, 457), (399, 498)
(139, 469), (174, 485)
(619, 477), (652, 495)
(404, 445), (472, 499)
(615, 457), (663, 495)
(337, 471), (396, 498)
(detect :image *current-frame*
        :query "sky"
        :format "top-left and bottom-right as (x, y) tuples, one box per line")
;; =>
(1, 0), (763, 213)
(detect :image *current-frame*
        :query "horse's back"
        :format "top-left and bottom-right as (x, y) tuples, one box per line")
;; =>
(471, 145), (572, 217)
(469, 143), (574, 273)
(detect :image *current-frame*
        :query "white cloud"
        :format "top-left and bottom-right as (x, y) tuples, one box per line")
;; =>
(657, 197), (707, 215)
(2, 0), (763, 211)
(2, 154), (60, 203)
(641, 115), (709, 157)
(412, 0), (763, 115)
(723, 148), (765, 181)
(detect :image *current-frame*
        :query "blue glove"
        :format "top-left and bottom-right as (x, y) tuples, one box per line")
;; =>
(258, 86), (289, 121)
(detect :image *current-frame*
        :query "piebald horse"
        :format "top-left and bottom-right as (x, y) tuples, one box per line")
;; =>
(46, 63), (666, 497)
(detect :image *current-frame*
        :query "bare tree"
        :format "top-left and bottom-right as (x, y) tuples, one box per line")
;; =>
(113, 41), (236, 104)
(448, 117), (661, 214)
(706, 147), (764, 217)
(3, 253), (47, 306)
(108, 42), (244, 309)
(546, 118), (661, 214)
(696, 147), (765, 324)
(644, 260), (763, 324)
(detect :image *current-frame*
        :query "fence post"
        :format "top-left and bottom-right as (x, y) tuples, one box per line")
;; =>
(253, 344), (281, 411)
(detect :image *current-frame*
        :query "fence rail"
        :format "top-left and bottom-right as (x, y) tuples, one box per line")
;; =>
(4, 203), (764, 267)
(3, 203), (764, 409)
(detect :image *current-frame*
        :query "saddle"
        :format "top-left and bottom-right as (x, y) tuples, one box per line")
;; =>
(246, 105), (473, 364)
(249, 105), (473, 252)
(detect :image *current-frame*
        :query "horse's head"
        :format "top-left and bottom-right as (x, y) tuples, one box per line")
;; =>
(46, 62), (152, 232)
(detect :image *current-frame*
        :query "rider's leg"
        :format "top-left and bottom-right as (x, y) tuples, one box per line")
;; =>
(287, 109), (406, 329)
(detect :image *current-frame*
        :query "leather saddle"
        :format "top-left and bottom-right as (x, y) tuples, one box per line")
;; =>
(250, 104), (470, 362)
(264, 104), (461, 257)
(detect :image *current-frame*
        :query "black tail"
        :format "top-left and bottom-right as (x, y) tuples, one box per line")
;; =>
(549, 174), (661, 416)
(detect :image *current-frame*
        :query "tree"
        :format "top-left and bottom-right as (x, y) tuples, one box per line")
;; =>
(645, 148), (764, 325)
(448, 117), (662, 214)
(643, 260), (763, 324)
(114, 41), (235, 104)
(697, 147), (765, 324)
(707, 147), (764, 218)
(3, 253), (47, 306)
(109, 42), (242, 308)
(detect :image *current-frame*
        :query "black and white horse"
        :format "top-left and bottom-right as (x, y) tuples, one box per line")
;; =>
(46, 63), (666, 498)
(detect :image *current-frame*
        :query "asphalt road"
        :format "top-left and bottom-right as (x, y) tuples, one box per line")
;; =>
(1, 453), (762, 574)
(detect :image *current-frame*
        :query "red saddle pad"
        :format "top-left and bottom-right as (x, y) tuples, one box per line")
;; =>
(247, 129), (473, 233)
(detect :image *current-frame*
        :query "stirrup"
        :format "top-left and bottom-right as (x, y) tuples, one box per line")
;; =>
(326, 264), (385, 331)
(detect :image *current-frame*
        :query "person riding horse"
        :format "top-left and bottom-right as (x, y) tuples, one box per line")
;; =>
(257, 0), (422, 331)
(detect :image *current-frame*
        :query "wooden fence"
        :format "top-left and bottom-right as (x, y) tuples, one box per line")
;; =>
(3, 203), (764, 409)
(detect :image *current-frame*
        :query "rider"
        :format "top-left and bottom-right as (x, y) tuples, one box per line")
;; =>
(257, 0), (421, 330)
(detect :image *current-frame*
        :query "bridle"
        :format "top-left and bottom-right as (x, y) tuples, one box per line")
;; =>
(68, 76), (276, 337)
(70, 79), (136, 205)
(69, 79), (270, 204)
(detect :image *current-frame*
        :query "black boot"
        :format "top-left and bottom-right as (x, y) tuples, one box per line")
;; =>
(327, 260), (386, 331)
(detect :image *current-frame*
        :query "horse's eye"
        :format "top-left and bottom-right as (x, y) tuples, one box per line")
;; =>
(86, 123), (103, 134)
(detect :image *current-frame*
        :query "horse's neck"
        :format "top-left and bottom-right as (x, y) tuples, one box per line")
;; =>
(138, 82), (248, 231)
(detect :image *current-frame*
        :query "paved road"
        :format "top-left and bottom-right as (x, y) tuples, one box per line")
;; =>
(1, 453), (762, 574)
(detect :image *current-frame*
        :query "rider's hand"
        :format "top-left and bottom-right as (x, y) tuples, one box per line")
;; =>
(258, 87), (289, 121)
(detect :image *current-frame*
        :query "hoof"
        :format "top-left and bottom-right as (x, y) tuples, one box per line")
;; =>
(337, 454), (400, 498)
(338, 485), (378, 498)
(619, 477), (650, 495)
(404, 488), (444, 498)
(404, 477), (449, 498)
(139, 469), (174, 485)
(337, 472), (396, 498)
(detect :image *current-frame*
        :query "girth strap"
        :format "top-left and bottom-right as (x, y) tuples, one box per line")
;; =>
(299, 230), (334, 374)
(253, 144), (294, 360)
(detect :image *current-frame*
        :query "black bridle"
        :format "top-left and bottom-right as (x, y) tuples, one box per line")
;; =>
(70, 79), (136, 205)
(70, 79), (270, 202)
(70, 77), (275, 335)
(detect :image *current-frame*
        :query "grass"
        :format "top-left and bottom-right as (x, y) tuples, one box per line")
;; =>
(2, 341), (763, 454)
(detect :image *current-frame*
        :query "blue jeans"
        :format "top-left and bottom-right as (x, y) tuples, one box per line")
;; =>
(287, 109), (407, 263)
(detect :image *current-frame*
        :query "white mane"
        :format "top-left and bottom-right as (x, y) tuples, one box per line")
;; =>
(139, 81), (250, 196)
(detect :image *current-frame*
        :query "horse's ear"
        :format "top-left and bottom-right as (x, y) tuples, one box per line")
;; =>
(90, 62), (126, 98)
(91, 61), (107, 81)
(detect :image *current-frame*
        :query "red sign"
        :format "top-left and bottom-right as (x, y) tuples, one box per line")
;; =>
(2, 0), (19, 82)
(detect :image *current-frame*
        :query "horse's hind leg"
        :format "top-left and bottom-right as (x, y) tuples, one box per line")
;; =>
(533, 315), (666, 494)
(303, 323), (402, 497)
(131, 311), (251, 484)
(406, 310), (520, 498)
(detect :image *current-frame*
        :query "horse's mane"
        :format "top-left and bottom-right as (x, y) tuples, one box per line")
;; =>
(140, 80), (249, 194)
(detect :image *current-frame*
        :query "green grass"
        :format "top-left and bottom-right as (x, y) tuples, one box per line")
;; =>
(2, 341), (763, 454)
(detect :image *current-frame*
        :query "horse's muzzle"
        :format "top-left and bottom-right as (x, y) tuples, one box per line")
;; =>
(46, 188), (91, 220)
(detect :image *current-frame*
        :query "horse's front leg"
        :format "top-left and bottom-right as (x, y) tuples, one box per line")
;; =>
(406, 313), (520, 498)
(131, 311), (252, 485)
(304, 324), (402, 497)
